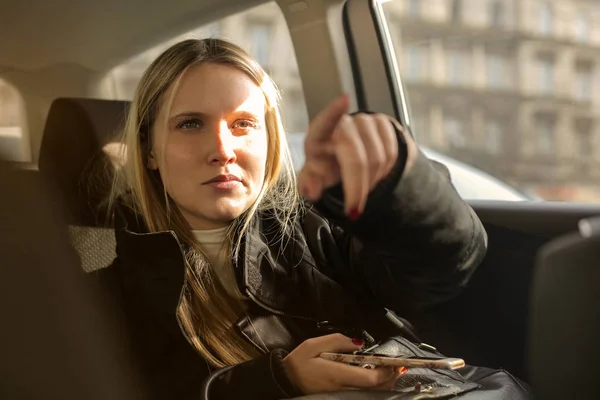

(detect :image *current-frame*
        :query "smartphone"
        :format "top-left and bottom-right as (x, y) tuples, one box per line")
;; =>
(319, 352), (465, 370)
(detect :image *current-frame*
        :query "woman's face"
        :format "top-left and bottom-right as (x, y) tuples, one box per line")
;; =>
(149, 62), (269, 230)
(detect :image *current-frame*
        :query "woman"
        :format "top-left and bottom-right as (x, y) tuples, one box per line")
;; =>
(97, 38), (490, 399)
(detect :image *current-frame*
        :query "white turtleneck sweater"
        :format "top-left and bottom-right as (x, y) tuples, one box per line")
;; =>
(192, 227), (246, 300)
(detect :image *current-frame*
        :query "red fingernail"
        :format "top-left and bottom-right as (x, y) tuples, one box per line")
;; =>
(351, 338), (364, 346)
(348, 208), (361, 220)
(398, 366), (409, 375)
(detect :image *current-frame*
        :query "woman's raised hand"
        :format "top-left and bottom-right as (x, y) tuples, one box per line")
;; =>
(297, 95), (401, 219)
(283, 333), (401, 394)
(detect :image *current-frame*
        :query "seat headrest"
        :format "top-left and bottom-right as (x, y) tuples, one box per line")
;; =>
(529, 225), (600, 399)
(0, 160), (146, 398)
(38, 98), (130, 226)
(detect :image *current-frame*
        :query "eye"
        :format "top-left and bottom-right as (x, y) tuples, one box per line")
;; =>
(176, 118), (203, 130)
(232, 119), (259, 130)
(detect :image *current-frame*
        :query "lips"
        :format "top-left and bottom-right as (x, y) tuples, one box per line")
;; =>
(203, 174), (242, 185)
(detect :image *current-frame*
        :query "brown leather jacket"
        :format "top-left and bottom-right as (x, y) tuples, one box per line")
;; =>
(93, 141), (487, 399)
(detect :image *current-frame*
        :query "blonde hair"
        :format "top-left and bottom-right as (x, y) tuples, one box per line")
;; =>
(109, 38), (302, 367)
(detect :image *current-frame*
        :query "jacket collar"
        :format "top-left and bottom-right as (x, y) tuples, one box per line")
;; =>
(113, 203), (324, 323)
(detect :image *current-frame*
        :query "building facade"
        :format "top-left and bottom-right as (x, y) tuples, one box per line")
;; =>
(385, 0), (600, 200)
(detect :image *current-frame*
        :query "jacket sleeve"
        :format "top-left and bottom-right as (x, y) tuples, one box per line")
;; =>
(206, 349), (304, 400)
(314, 118), (488, 316)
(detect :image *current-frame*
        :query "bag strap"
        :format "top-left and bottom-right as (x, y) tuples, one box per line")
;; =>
(200, 365), (236, 400)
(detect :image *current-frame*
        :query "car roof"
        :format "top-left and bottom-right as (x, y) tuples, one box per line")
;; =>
(0, 0), (265, 72)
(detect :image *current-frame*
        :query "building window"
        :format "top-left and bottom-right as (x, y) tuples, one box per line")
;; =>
(450, 0), (463, 23)
(487, 54), (508, 89)
(407, 0), (420, 17)
(575, 61), (593, 101)
(485, 120), (502, 154)
(282, 88), (309, 133)
(404, 44), (427, 82)
(205, 22), (221, 37)
(410, 109), (426, 139)
(489, 0), (505, 28)
(447, 49), (469, 86)
(574, 12), (590, 43)
(576, 120), (593, 160)
(444, 115), (466, 148)
(248, 21), (272, 67)
(537, 54), (555, 95)
(579, 131), (592, 161)
(538, 2), (553, 36)
(0, 80), (27, 162)
(535, 115), (555, 155)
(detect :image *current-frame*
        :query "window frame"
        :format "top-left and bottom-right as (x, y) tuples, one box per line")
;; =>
(444, 113), (466, 149)
(406, 0), (420, 17)
(446, 47), (469, 86)
(537, 54), (555, 95)
(574, 11), (590, 43)
(489, 0), (505, 28)
(484, 119), (503, 155)
(247, 20), (273, 69)
(538, 2), (553, 36)
(486, 53), (507, 89)
(574, 60), (594, 102)
(450, 0), (463, 23)
(535, 113), (556, 155)
(404, 43), (427, 82)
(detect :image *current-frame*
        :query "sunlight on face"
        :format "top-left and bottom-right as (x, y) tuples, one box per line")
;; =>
(149, 63), (268, 230)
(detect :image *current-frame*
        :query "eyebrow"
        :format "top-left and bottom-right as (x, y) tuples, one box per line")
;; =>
(169, 110), (261, 122)
(168, 111), (208, 122)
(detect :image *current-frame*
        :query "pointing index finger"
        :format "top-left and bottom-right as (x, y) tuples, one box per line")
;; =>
(307, 94), (350, 142)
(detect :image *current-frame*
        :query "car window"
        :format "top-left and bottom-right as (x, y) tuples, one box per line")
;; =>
(0, 79), (29, 162)
(104, 2), (309, 142)
(380, 0), (600, 203)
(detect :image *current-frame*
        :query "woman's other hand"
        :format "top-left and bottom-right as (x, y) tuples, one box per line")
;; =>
(298, 94), (404, 219)
(283, 333), (400, 394)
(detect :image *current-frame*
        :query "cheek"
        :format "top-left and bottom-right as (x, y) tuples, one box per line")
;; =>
(245, 132), (269, 179)
(157, 141), (198, 186)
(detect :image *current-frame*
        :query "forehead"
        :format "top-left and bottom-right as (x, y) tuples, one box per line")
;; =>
(166, 62), (265, 116)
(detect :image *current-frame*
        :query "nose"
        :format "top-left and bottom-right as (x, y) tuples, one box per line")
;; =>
(207, 121), (237, 165)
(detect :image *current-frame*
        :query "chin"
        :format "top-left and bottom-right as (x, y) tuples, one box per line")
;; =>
(207, 200), (253, 222)
(214, 197), (256, 217)
(211, 208), (245, 222)
(182, 197), (257, 229)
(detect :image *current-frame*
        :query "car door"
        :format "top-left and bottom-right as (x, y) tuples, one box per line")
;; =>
(277, 0), (600, 381)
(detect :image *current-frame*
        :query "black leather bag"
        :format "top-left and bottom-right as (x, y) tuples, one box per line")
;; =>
(289, 336), (532, 400)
